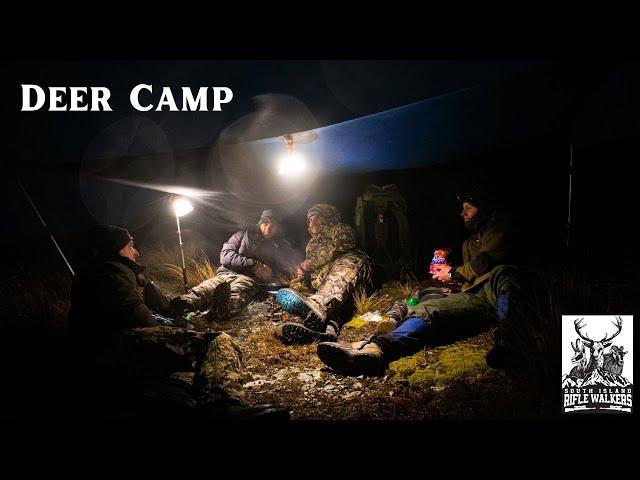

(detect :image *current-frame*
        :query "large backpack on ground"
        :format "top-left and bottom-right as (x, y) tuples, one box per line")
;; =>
(354, 184), (410, 282)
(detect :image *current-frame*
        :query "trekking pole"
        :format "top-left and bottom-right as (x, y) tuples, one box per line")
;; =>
(18, 178), (75, 277)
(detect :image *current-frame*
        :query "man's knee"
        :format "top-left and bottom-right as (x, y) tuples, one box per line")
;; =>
(213, 332), (242, 357)
(411, 295), (461, 318)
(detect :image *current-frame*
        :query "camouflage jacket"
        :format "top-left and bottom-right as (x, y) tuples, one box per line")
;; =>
(306, 223), (357, 289)
(451, 217), (511, 292)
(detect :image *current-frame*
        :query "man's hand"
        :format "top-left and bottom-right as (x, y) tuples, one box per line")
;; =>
(296, 266), (306, 279)
(432, 264), (452, 283)
(253, 262), (273, 282)
(300, 259), (313, 272)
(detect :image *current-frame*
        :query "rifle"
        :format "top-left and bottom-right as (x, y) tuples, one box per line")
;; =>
(18, 178), (75, 277)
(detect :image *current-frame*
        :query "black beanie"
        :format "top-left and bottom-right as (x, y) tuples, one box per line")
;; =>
(456, 187), (496, 213)
(88, 225), (133, 255)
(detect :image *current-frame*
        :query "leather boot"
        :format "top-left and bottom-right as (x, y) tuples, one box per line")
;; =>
(376, 300), (409, 333)
(170, 291), (201, 314)
(205, 282), (231, 324)
(317, 339), (385, 376)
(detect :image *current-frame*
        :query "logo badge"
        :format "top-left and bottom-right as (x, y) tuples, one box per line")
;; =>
(562, 315), (633, 413)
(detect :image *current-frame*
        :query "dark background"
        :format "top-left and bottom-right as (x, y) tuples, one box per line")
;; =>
(1, 60), (637, 285)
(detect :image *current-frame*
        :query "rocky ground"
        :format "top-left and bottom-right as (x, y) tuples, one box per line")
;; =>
(201, 298), (536, 421)
(142, 247), (544, 420)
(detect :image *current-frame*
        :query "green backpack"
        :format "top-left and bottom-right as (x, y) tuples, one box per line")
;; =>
(354, 184), (410, 280)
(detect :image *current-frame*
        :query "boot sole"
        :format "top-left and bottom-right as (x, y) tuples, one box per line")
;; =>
(281, 323), (337, 345)
(303, 312), (326, 332)
(207, 282), (231, 321)
(375, 320), (397, 334)
(276, 289), (310, 318)
(317, 342), (352, 371)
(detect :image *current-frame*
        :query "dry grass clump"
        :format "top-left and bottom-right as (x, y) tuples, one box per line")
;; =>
(141, 243), (216, 290)
(353, 281), (414, 315)
(164, 257), (216, 288)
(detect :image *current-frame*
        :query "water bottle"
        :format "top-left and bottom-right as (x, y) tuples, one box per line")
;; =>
(406, 290), (420, 307)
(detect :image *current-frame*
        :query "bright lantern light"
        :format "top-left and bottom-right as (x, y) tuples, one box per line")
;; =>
(174, 197), (193, 217)
(278, 152), (307, 176)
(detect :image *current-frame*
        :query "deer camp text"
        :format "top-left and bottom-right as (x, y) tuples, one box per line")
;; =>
(20, 84), (234, 112)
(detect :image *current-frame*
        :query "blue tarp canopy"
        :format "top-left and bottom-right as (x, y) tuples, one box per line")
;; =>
(247, 70), (580, 173)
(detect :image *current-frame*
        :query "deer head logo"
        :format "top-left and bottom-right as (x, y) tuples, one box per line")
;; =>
(574, 316), (623, 374)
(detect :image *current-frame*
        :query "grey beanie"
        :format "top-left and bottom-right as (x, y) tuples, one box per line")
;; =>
(258, 209), (280, 225)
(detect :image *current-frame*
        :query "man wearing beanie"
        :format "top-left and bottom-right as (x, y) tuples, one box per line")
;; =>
(171, 209), (301, 315)
(316, 189), (531, 376)
(68, 224), (157, 337)
(275, 203), (372, 345)
(67, 224), (251, 414)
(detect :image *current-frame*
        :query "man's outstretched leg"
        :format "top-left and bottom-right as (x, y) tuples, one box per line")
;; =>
(171, 274), (229, 313)
(171, 272), (256, 317)
(317, 291), (494, 376)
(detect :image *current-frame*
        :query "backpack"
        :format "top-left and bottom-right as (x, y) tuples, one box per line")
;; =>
(354, 184), (410, 281)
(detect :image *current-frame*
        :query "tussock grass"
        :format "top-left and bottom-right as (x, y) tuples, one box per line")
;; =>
(353, 281), (414, 315)
(389, 281), (413, 299)
(164, 257), (216, 288)
(141, 243), (217, 289)
(353, 287), (389, 315)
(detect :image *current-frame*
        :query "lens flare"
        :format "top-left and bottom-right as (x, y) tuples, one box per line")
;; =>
(174, 197), (194, 217)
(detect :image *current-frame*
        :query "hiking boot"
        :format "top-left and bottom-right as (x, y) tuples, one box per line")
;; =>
(376, 300), (409, 333)
(317, 339), (385, 376)
(278, 322), (338, 345)
(170, 291), (200, 314)
(375, 318), (397, 334)
(276, 288), (326, 331)
(205, 282), (231, 323)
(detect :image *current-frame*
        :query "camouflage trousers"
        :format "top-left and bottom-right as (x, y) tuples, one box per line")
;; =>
(188, 272), (259, 315)
(112, 327), (246, 403)
(309, 251), (372, 324)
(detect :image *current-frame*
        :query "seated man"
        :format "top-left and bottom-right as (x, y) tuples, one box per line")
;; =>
(316, 190), (531, 376)
(171, 209), (301, 316)
(67, 224), (284, 418)
(276, 203), (372, 344)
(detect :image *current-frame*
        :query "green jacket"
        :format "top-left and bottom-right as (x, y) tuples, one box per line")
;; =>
(68, 255), (157, 341)
(452, 217), (510, 292)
